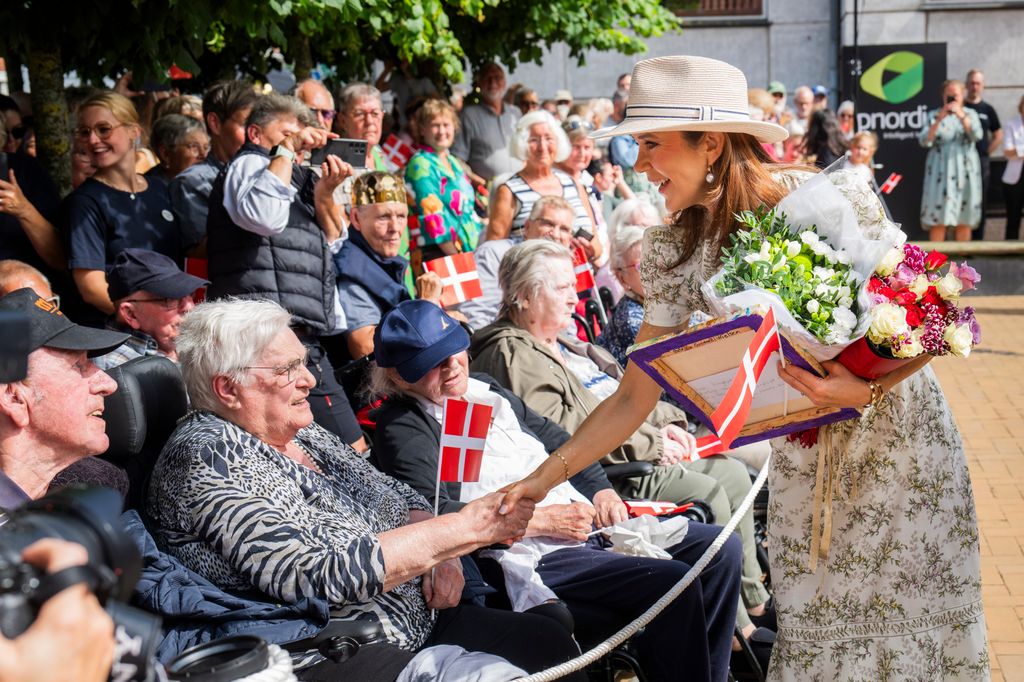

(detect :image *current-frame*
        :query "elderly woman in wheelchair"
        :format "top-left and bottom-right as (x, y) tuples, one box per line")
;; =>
(368, 298), (743, 682)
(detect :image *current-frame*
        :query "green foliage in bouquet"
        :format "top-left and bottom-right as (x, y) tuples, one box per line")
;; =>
(716, 207), (861, 344)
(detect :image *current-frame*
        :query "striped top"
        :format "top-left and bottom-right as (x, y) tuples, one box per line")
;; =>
(500, 169), (592, 241)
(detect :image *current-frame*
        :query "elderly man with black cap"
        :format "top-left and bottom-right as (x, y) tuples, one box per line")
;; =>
(0, 288), (126, 507)
(93, 248), (208, 370)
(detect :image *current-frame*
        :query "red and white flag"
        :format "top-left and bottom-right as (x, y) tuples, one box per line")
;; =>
(408, 215), (425, 248)
(879, 172), (902, 195)
(694, 309), (781, 458)
(382, 134), (415, 172)
(623, 500), (693, 518)
(438, 398), (493, 483)
(424, 253), (483, 307)
(184, 257), (209, 303)
(572, 246), (595, 293)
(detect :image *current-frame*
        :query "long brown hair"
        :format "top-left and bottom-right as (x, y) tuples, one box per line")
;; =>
(669, 131), (811, 268)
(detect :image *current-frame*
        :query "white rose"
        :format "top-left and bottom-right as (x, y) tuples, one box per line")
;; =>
(839, 296), (854, 309)
(832, 306), (857, 330)
(813, 266), (835, 280)
(909, 274), (930, 297)
(867, 302), (910, 343)
(785, 241), (801, 258)
(811, 241), (832, 258)
(944, 323), (974, 358)
(876, 247), (905, 276)
(838, 285), (852, 299)
(893, 330), (924, 358)
(800, 231), (819, 246)
(836, 251), (853, 266)
(806, 299), (820, 314)
(935, 272), (963, 300)
(815, 283), (831, 298)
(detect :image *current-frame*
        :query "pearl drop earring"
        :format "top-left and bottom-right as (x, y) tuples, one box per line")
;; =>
(705, 165), (715, 184)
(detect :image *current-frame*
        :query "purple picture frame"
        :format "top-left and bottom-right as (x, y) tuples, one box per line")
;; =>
(628, 314), (859, 448)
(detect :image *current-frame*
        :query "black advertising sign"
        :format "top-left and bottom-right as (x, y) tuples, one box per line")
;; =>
(841, 43), (947, 240)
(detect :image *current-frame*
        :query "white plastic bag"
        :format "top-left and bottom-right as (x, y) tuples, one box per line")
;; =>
(603, 515), (689, 559)
(701, 172), (901, 361)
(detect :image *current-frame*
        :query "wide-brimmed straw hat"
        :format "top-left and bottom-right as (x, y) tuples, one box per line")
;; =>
(592, 56), (789, 144)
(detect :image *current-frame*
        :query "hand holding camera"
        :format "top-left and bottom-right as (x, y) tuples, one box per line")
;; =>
(0, 539), (115, 682)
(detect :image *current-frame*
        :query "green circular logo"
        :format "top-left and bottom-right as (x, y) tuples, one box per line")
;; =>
(860, 51), (924, 104)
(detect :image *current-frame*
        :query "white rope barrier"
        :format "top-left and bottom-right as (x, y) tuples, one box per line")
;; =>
(516, 456), (771, 681)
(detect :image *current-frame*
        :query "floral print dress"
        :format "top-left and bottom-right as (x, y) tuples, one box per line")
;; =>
(919, 108), (983, 230)
(639, 169), (989, 681)
(404, 148), (483, 253)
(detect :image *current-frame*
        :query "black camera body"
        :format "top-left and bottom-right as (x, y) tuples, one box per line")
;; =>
(0, 486), (162, 682)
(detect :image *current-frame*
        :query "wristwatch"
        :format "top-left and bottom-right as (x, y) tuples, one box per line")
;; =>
(270, 144), (296, 163)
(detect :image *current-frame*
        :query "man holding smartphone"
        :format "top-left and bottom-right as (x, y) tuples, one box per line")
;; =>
(205, 93), (369, 452)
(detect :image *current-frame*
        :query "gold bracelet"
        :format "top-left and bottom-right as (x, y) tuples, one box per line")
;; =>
(872, 381), (886, 409)
(552, 451), (570, 482)
(863, 381), (884, 410)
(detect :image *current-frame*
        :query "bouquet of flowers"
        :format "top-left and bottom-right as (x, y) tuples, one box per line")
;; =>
(702, 171), (901, 361)
(838, 243), (981, 378)
(715, 207), (860, 345)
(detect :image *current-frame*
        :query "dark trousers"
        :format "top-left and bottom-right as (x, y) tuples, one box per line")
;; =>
(1005, 173), (1024, 241)
(297, 334), (363, 445)
(536, 522), (742, 682)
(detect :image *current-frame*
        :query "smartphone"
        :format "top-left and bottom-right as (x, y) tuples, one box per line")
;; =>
(309, 138), (369, 167)
(945, 95), (956, 104)
(574, 226), (594, 242)
(0, 153), (7, 183)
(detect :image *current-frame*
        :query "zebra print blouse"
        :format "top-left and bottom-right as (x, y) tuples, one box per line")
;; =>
(147, 410), (437, 650)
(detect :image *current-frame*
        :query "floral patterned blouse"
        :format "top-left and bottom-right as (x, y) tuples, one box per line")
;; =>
(404, 148), (483, 252)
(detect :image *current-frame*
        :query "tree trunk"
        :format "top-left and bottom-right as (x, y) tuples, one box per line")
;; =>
(290, 28), (313, 82)
(26, 42), (71, 197)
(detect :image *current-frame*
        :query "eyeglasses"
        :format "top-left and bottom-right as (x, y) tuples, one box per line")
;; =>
(563, 119), (594, 133)
(349, 109), (383, 121)
(73, 123), (128, 141)
(243, 355), (308, 386)
(310, 108), (337, 122)
(527, 135), (556, 146)
(44, 294), (61, 310)
(176, 142), (211, 156)
(125, 296), (191, 310)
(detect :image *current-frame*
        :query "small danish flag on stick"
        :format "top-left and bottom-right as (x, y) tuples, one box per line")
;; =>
(879, 172), (902, 195)
(438, 398), (493, 483)
(572, 246), (596, 293)
(424, 253), (483, 307)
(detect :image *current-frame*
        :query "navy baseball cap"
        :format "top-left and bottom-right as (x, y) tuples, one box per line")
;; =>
(812, 85), (828, 98)
(374, 300), (470, 383)
(107, 248), (208, 302)
(0, 288), (128, 357)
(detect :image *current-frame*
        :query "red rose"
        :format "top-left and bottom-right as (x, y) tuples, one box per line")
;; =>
(925, 251), (948, 271)
(867, 276), (885, 293)
(903, 303), (924, 327)
(893, 290), (917, 306)
(876, 286), (897, 301)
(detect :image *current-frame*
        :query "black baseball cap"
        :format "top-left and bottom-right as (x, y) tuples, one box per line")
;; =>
(107, 248), (209, 302)
(0, 288), (128, 357)
(374, 300), (470, 383)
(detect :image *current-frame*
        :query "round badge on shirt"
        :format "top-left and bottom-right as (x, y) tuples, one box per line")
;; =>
(162, 209), (174, 222)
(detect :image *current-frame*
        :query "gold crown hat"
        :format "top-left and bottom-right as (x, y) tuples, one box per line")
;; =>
(351, 172), (408, 207)
(591, 55), (788, 143)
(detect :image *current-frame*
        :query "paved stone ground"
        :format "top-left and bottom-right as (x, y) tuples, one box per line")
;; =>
(931, 296), (1024, 682)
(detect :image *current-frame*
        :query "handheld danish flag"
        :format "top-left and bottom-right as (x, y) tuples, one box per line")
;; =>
(572, 247), (595, 293)
(382, 134), (416, 172)
(424, 253), (483, 306)
(438, 398), (493, 483)
(879, 172), (902, 195)
(623, 500), (693, 518)
(693, 309), (781, 458)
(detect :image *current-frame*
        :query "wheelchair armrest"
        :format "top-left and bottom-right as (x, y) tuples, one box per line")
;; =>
(602, 461), (655, 482)
(283, 618), (384, 663)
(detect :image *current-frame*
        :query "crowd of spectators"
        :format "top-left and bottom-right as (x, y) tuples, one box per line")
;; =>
(0, 57), (1018, 680)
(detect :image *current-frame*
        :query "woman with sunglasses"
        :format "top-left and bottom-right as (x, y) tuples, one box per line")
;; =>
(486, 111), (601, 263)
(64, 91), (183, 321)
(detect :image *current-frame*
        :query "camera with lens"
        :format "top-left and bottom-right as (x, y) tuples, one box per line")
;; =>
(0, 486), (163, 682)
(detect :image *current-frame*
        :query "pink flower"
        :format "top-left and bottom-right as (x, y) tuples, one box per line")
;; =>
(949, 262), (980, 291)
(423, 214), (446, 239)
(891, 263), (918, 288)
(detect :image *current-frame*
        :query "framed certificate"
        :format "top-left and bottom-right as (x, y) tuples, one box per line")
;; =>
(628, 314), (859, 447)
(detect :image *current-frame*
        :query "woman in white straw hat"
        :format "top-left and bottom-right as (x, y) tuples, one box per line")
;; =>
(501, 55), (988, 681)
